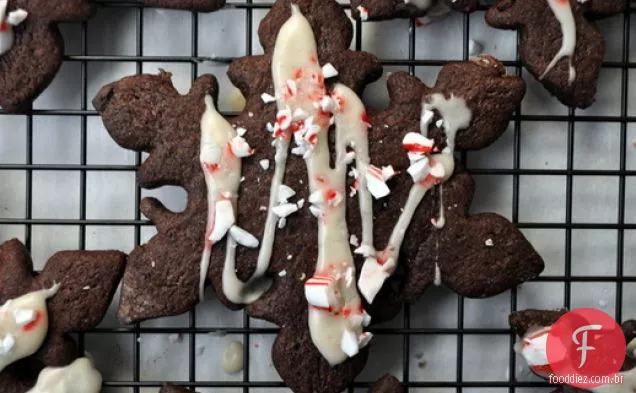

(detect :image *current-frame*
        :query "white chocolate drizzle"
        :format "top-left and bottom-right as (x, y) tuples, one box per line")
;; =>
(541, 0), (577, 84)
(199, 96), (269, 303)
(0, 0), (28, 56)
(0, 283), (60, 373)
(358, 93), (472, 304)
(272, 5), (373, 365)
(26, 357), (102, 393)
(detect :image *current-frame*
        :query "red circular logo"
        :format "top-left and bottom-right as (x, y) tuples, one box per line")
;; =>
(546, 308), (625, 388)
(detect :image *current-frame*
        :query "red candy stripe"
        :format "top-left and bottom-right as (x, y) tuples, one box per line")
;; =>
(22, 311), (43, 332)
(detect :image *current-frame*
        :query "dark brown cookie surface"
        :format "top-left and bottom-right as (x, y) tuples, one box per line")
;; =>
(0, 0), (91, 112)
(362, 58), (543, 303)
(0, 238), (126, 392)
(93, 72), (217, 324)
(143, 0), (224, 12)
(350, 0), (477, 21)
(486, 0), (626, 109)
(369, 374), (404, 393)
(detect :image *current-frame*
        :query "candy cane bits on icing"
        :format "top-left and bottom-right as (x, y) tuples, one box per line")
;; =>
(0, 0), (28, 56)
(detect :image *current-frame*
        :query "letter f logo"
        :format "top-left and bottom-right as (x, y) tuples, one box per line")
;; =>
(572, 324), (603, 368)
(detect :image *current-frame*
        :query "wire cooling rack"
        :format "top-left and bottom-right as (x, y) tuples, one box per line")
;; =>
(0, 1), (635, 392)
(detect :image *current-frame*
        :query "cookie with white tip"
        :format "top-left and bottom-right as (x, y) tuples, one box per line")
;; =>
(0, 239), (125, 392)
(143, 0), (224, 12)
(354, 56), (544, 306)
(486, 0), (627, 109)
(0, 0), (92, 112)
(351, 0), (477, 21)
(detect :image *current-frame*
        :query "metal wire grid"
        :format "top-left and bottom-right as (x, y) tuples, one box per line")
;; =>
(0, 1), (634, 391)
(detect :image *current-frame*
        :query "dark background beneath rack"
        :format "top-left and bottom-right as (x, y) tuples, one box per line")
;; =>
(0, 0), (635, 391)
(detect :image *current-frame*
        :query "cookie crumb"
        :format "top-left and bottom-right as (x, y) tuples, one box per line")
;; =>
(151, 261), (156, 268)
(82, 285), (91, 290)
(299, 272), (306, 281)
(259, 205), (267, 211)
(248, 112), (254, 118)
(485, 238), (494, 247)
(417, 359), (428, 368)
(286, 254), (293, 260)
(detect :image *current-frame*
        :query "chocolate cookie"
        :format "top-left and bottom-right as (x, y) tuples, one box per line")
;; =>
(486, 0), (627, 109)
(351, 0), (477, 21)
(160, 374), (403, 393)
(510, 309), (636, 392)
(143, 0), (224, 12)
(0, 0), (92, 112)
(0, 238), (126, 393)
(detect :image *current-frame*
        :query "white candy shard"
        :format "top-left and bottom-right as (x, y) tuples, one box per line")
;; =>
(277, 184), (296, 203)
(13, 309), (35, 326)
(366, 165), (391, 199)
(349, 234), (360, 247)
(309, 190), (324, 205)
(381, 165), (395, 180)
(340, 329), (360, 357)
(259, 159), (270, 170)
(344, 267), (355, 287)
(271, 203), (299, 218)
(435, 119), (444, 128)
(236, 127), (247, 137)
(343, 151), (356, 164)
(7, 9), (27, 26)
(229, 226), (259, 248)
(354, 244), (375, 258)
(276, 107), (293, 130)
(309, 205), (322, 217)
(0, 334), (15, 356)
(319, 96), (336, 112)
(485, 238), (494, 247)
(407, 157), (430, 183)
(296, 198), (305, 208)
(304, 275), (338, 309)
(291, 146), (306, 156)
(362, 311), (372, 327)
(229, 135), (254, 158)
(278, 270), (287, 277)
(209, 200), (235, 243)
(430, 161), (445, 179)
(278, 218), (287, 229)
(321, 63), (339, 79)
(261, 92), (277, 103)
(358, 258), (390, 303)
(293, 108), (307, 120)
(358, 332), (373, 349)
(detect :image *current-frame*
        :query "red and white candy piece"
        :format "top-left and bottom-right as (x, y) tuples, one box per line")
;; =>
(0, 1), (27, 56)
(304, 275), (340, 309)
(209, 199), (235, 243)
(13, 309), (36, 327)
(356, 5), (369, 21)
(358, 255), (395, 303)
(229, 135), (254, 158)
(406, 156), (430, 183)
(200, 144), (222, 166)
(365, 165), (393, 199)
(402, 132), (434, 155)
(518, 327), (553, 378)
(276, 107), (293, 131)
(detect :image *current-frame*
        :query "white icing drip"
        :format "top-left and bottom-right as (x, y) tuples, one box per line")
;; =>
(540, 0), (577, 84)
(26, 357), (102, 393)
(359, 93), (472, 304)
(272, 5), (371, 365)
(0, 284), (60, 373)
(433, 184), (445, 228)
(0, 1), (27, 56)
(433, 263), (441, 286)
(199, 96), (269, 303)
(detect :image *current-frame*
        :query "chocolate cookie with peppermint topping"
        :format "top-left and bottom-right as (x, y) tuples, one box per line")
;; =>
(351, 0), (477, 22)
(486, 0), (627, 108)
(0, 238), (126, 393)
(0, 0), (92, 112)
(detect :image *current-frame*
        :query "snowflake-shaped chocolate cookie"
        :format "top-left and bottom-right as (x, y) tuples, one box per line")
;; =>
(0, 238), (126, 392)
(0, 0), (92, 112)
(486, 0), (627, 108)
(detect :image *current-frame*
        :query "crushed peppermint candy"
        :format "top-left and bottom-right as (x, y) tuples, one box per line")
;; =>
(0, 334), (15, 356)
(357, 5), (369, 21)
(261, 92), (277, 103)
(278, 270), (287, 277)
(272, 203), (299, 218)
(435, 119), (444, 128)
(259, 159), (270, 170)
(13, 309), (35, 326)
(287, 254), (293, 260)
(365, 165), (392, 199)
(278, 217), (287, 229)
(349, 234), (360, 247)
(485, 238), (494, 247)
(278, 184), (297, 203)
(82, 285), (92, 290)
(297, 198), (305, 209)
(229, 135), (254, 157)
(321, 63), (339, 79)
(236, 127), (247, 137)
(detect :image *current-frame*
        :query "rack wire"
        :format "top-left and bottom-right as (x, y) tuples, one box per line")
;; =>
(0, 0), (634, 391)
